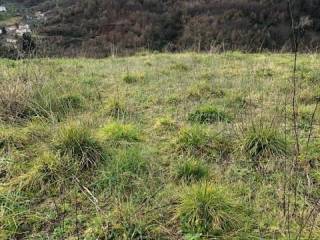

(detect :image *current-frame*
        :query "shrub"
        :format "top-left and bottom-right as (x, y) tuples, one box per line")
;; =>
(242, 126), (288, 161)
(175, 158), (208, 182)
(54, 124), (106, 169)
(177, 183), (250, 237)
(188, 105), (231, 124)
(99, 122), (141, 145)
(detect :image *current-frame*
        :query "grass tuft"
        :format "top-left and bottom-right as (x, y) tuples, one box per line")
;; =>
(54, 123), (106, 169)
(107, 99), (128, 118)
(188, 105), (231, 124)
(99, 122), (141, 145)
(242, 126), (288, 161)
(175, 125), (213, 156)
(177, 183), (250, 237)
(123, 73), (144, 84)
(174, 158), (208, 182)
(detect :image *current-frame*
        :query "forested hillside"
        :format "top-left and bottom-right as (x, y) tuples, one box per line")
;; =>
(14, 0), (320, 56)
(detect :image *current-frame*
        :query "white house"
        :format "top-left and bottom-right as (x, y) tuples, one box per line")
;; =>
(7, 25), (17, 32)
(6, 38), (17, 44)
(35, 11), (45, 20)
(16, 24), (31, 36)
(0, 6), (6, 12)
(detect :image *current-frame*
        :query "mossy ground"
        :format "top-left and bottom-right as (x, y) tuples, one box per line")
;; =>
(1, 52), (320, 239)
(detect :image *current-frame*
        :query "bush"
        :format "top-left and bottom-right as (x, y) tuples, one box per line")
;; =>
(177, 183), (251, 237)
(99, 122), (141, 145)
(188, 105), (231, 124)
(54, 124), (106, 169)
(242, 126), (288, 161)
(175, 158), (208, 182)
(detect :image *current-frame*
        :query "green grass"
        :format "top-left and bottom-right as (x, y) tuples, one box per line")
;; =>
(177, 183), (252, 237)
(174, 158), (208, 182)
(54, 123), (106, 169)
(1, 52), (320, 239)
(188, 104), (231, 123)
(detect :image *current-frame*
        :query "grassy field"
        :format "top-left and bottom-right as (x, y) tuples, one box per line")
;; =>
(1, 52), (320, 239)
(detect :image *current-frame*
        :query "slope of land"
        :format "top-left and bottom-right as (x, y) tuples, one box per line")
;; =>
(8, 0), (320, 56)
(1, 52), (320, 239)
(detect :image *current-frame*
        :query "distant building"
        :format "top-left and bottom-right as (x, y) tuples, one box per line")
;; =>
(7, 25), (17, 32)
(6, 38), (17, 44)
(0, 6), (6, 12)
(16, 24), (31, 36)
(35, 11), (45, 20)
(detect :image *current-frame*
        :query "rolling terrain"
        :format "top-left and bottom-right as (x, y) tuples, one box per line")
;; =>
(6, 0), (320, 56)
(1, 52), (320, 239)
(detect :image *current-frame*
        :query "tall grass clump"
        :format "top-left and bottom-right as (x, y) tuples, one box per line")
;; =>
(175, 126), (232, 161)
(174, 158), (208, 182)
(98, 122), (141, 145)
(54, 123), (106, 169)
(242, 126), (288, 161)
(188, 105), (231, 124)
(175, 125), (213, 156)
(0, 74), (41, 122)
(29, 93), (84, 119)
(10, 152), (63, 192)
(107, 99), (128, 119)
(177, 183), (251, 237)
(96, 147), (148, 193)
(123, 73), (144, 84)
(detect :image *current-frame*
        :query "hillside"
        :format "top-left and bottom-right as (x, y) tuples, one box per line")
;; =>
(1, 52), (320, 239)
(6, 0), (320, 57)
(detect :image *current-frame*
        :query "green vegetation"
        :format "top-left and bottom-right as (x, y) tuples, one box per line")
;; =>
(174, 158), (208, 182)
(242, 125), (288, 161)
(54, 123), (106, 169)
(177, 183), (252, 237)
(1, 52), (320, 239)
(188, 105), (231, 123)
